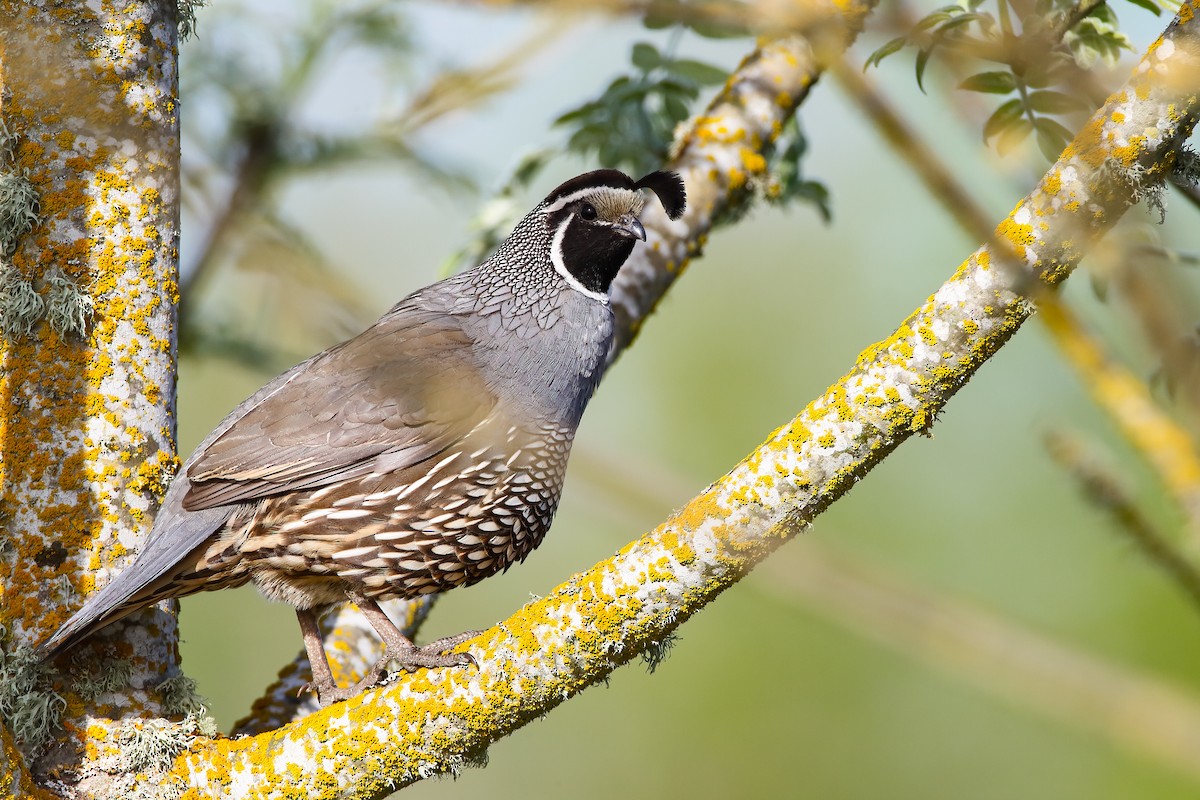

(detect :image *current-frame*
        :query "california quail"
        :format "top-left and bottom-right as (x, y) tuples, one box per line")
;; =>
(39, 168), (686, 704)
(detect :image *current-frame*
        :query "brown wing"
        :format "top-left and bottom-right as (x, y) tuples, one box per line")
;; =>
(181, 307), (496, 510)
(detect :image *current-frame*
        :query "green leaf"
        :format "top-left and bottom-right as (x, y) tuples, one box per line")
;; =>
(936, 13), (982, 33)
(996, 118), (1033, 155)
(865, 36), (907, 70)
(642, 12), (673, 29)
(1027, 90), (1086, 113)
(656, 77), (700, 100)
(1034, 119), (1069, 161)
(1087, 3), (1119, 25)
(1124, 0), (1162, 15)
(1066, 16), (1134, 67)
(669, 58), (728, 87)
(959, 70), (1016, 94)
(663, 95), (691, 124)
(914, 11), (954, 32)
(1035, 117), (1075, 143)
(606, 75), (633, 93)
(794, 180), (832, 223)
(983, 98), (1024, 141)
(684, 18), (749, 39)
(915, 47), (932, 93)
(553, 104), (596, 125)
(511, 150), (553, 186)
(631, 42), (660, 72)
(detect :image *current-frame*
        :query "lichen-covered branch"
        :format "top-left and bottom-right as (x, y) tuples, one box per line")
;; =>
(836, 27), (1200, 551)
(584, 443), (1200, 783)
(0, 0), (181, 785)
(167, 5), (1200, 799)
(231, 597), (436, 736)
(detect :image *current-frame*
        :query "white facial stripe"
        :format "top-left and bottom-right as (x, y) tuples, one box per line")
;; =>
(543, 186), (645, 218)
(550, 216), (609, 303)
(543, 187), (611, 215)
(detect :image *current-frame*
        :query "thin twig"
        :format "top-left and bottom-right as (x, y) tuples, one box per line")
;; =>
(760, 544), (1200, 783)
(1038, 295), (1200, 542)
(1045, 429), (1200, 613)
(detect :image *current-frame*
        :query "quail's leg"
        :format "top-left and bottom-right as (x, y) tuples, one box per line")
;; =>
(347, 590), (480, 677)
(296, 607), (360, 705)
(297, 595), (479, 706)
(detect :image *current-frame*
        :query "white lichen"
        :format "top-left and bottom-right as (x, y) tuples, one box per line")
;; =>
(156, 672), (217, 735)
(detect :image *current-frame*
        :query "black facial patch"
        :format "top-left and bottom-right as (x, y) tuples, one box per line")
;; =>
(539, 168), (687, 296)
(557, 208), (638, 294)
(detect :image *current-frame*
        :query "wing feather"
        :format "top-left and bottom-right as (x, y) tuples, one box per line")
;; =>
(182, 304), (495, 510)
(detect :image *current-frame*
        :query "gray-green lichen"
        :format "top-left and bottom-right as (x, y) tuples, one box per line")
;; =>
(1173, 144), (1200, 187)
(0, 638), (64, 757)
(640, 633), (679, 674)
(117, 718), (192, 772)
(0, 264), (44, 336)
(69, 651), (133, 701)
(178, 0), (205, 39)
(0, 170), (39, 258)
(45, 266), (94, 338)
(102, 717), (197, 800)
(94, 714), (215, 800)
(156, 672), (217, 735)
(1097, 155), (1165, 222)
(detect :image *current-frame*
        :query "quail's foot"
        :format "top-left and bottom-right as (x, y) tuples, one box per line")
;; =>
(323, 634), (481, 704)
(350, 589), (479, 673)
(297, 596), (481, 705)
(383, 630), (481, 673)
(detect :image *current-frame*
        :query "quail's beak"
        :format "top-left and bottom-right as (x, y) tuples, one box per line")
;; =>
(613, 213), (647, 241)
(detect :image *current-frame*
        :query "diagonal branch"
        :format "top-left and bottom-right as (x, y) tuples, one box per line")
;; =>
(834, 36), (1200, 567)
(1045, 429), (1200, 613)
(606, 5), (876, 358)
(172, 5), (1200, 798)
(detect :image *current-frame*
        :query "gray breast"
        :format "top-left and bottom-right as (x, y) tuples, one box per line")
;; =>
(462, 284), (615, 428)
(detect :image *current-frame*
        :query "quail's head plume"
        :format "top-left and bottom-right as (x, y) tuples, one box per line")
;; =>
(39, 168), (687, 704)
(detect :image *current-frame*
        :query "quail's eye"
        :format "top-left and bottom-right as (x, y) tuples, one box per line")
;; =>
(580, 203), (597, 221)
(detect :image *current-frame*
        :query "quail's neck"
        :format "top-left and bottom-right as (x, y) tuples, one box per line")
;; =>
(451, 214), (613, 328)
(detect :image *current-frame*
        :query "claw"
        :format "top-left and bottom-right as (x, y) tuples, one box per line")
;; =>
(299, 596), (481, 706)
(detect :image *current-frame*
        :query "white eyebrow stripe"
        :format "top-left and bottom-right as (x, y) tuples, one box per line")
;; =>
(549, 216), (609, 304)
(542, 186), (627, 214)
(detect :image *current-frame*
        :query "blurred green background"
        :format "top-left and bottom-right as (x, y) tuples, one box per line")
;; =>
(172, 2), (1200, 797)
